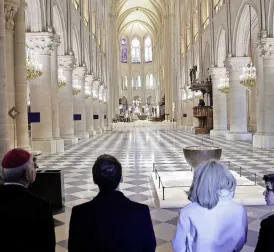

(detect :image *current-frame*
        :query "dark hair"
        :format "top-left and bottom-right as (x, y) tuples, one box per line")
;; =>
(92, 154), (122, 192)
(263, 174), (274, 187)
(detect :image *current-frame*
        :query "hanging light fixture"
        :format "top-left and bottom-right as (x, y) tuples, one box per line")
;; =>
(218, 71), (230, 94)
(58, 69), (66, 89)
(240, 6), (256, 89)
(85, 86), (91, 99)
(72, 80), (81, 95)
(26, 49), (43, 80)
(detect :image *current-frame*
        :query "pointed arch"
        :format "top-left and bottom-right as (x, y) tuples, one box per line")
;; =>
(53, 0), (67, 55)
(25, 0), (46, 32)
(215, 26), (227, 67)
(233, 1), (259, 57)
(72, 25), (81, 66)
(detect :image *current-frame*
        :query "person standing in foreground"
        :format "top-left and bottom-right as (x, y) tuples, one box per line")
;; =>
(172, 160), (247, 252)
(0, 149), (56, 252)
(68, 154), (156, 252)
(255, 174), (274, 252)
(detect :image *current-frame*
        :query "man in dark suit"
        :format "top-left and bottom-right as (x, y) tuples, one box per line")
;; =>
(255, 174), (274, 252)
(68, 154), (156, 252)
(0, 149), (56, 252)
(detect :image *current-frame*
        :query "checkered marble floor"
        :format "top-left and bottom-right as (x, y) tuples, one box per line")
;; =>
(36, 127), (274, 252)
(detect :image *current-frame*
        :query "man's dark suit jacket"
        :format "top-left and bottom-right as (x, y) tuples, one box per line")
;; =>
(0, 184), (56, 252)
(255, 214), (274, 252)
(68, 190), (156, 252)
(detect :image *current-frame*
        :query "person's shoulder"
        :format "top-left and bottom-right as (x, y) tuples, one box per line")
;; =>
(127, 198), (150, 212)
(262, 214), (274, 228)
(26, 189), (51, 207)
(180, 202), (200, 213)
(72, 199), (94, 214)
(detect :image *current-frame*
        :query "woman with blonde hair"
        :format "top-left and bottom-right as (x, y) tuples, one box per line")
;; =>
(172, 160), (247, 252)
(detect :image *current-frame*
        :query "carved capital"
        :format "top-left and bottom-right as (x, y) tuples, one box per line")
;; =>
(52, 34), (61, 49)
(224, 57), (250, 74)
(73, 66), (87, 79)
(85, 74), (95, 86)
(92, 80), (100, 90)
(4, 0), (20, 30)
(26, 32), (54, 55)
(210, 67), (226, 80)
(58, 55), (76, 71)
(259, 38), (274, 58)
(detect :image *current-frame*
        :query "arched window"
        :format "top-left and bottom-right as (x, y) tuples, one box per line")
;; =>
(122, 76), (128, 90)
(146, 74), (154, 89)
(145, 37), (152, 62)
(132, 75), (141, 89)
(121, 39), (128, 63)
(131, 38), (141, 63)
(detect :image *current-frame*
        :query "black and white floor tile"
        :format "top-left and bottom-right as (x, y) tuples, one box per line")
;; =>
(36, 128), (274, 252)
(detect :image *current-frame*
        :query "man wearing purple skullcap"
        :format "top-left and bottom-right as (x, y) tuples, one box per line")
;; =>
(0, 149), (55, 252)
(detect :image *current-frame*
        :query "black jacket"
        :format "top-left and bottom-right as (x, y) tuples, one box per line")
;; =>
(68, 190), (156, 252)
(0, 184), (56, 252)
(255, 214), (274, 252)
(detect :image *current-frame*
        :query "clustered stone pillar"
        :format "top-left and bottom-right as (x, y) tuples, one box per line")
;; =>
(14, 0), (29, 150)
(26, 32), (56, 154)
(253, 38), (274, 148)
(210, 67), (228, 136)
(73, 66), (89, 139)
(85, 74), (96, 136)
(224, 57), (252, 141)
(58, 55), (78, 146)
(92, 80), (101, 133)
(0, 0), (10, 162)
(51, 35), (64, 152)
(4, 1), (18, 149)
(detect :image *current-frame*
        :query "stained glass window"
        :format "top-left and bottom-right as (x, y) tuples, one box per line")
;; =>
(121, 39), (128, 63)
(131, 38), (141, 63)
(145, 37), (152, 62)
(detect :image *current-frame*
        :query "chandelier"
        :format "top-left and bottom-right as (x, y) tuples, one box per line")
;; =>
(72, 80), (81, 95)
(26, 50), (42, 80)
(182, 89), (187, 101)
(218, 71), (230, 94)
(240, 62), (256, 89)
(194, 90), (203, 97)
(58, 69), (66, 89)
(240, 5), (256, 90)
(187, 90), (194, 100)
(85, 87), (91, 99)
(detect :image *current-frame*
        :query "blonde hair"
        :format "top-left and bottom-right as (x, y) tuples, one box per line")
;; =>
(188, 160), (236, 209)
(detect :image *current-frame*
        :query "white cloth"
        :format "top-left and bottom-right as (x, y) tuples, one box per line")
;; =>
(172, 197), (247, 252)
(4, 182), (26, 188)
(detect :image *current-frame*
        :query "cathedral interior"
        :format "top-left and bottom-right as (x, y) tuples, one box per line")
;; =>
(1, 0), (274, 251)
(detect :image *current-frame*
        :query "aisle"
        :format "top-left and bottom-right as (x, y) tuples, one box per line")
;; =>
(37, 128), (274, 252)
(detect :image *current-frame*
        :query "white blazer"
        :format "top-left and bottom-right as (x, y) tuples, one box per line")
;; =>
(172, 197), (247, 252)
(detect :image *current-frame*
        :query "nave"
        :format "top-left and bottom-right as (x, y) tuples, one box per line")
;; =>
(37, 128), (274, 252)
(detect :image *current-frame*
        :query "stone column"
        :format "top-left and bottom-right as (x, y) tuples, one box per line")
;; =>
(210, 67), (228, 136)
(14, 0), (29, 149)
(253, 38), (274, 148)
(92, 80), (101, 133)
(0, 0), (10, 162)
(51, 35), (64, 152)
(224, 57), (252, 141)
(73, 66), (89, 139)
(98, 85), (105, 131)
(26, 32), (56, 154)
(85, 74), (96, 136)
(58, 55), (78, 146)
(4, 1), (19, 149)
